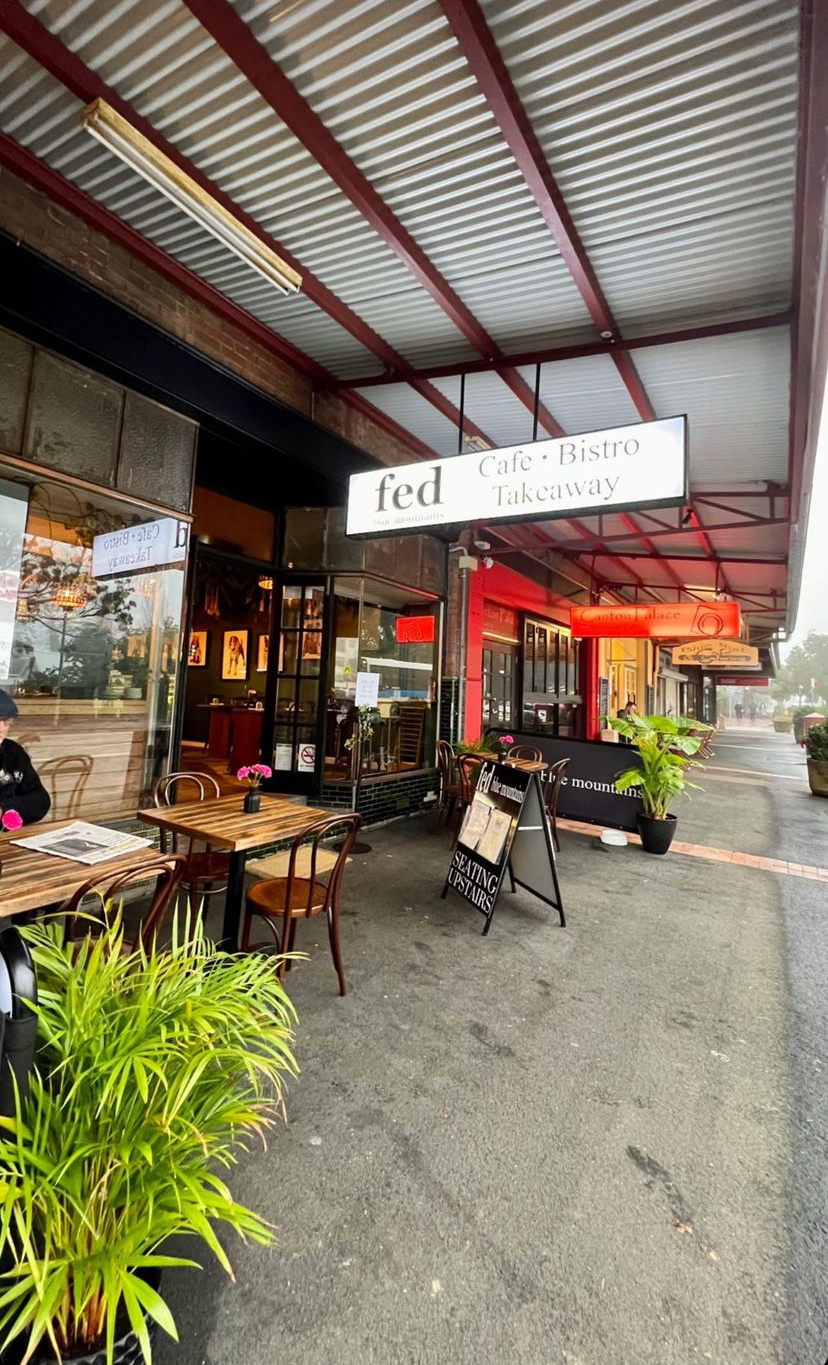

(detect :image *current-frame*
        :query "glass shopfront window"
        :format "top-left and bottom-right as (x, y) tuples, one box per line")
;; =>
(482, 644), (516, 728)
(325, 578), (439, 782)
(0, 469), (187, 821)
(521, 615), (580, 735)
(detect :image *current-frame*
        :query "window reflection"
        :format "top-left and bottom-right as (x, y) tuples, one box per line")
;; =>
(325, 577), (438, 781)
(0, 473), (185, 821)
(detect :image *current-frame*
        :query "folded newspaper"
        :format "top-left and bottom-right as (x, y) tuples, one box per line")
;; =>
(13, 821), (152, 866)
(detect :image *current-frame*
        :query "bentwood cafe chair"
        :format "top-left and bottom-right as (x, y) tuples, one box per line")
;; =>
(242, 814), (361, 995)
(152, 771), (230, 911)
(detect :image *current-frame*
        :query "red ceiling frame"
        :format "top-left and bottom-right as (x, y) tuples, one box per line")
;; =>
(180, 0), (570, 443)
(1, 0), (787, 625)
(436, 0), (652, 404)
(0, 0), (501, 457)
(436, 0), (749, 597)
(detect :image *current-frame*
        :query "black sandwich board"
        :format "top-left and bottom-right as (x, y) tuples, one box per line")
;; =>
(441, 760), (565, 935)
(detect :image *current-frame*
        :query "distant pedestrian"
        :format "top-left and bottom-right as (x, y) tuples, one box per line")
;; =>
(749, 703), (757, 722)
(735, 702), (744, 721)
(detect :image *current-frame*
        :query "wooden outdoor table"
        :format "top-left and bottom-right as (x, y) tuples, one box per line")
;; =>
(138, 793), (333, 949)
(505, 758), (549, 773)
(0, 823), (158, 919)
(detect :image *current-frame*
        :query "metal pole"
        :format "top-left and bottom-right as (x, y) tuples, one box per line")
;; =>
(458, 372), (465, 455)
(457, 563), (470, 743)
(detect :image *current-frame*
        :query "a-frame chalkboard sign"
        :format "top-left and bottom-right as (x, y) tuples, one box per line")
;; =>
(441, 760), (565, 935)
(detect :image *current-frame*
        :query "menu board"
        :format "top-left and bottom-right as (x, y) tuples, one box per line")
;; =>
(442, 761), (564, 935)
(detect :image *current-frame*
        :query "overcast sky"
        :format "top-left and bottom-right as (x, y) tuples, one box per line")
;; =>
(787, 387), (828, 649)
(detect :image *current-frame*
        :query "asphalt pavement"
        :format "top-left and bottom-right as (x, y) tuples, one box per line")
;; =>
(153, 724), (827, 1365)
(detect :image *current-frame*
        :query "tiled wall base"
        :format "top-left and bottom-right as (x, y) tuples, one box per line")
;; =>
(320, 769), (439, 826)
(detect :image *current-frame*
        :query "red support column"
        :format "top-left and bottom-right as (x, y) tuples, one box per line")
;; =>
(583, 638), (600, 740)
(465, 568), (485, 741)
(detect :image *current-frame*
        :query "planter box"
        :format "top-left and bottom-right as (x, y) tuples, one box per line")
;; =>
(807, 758), (828, 798)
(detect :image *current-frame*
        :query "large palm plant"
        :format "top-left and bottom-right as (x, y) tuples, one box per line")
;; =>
(606, 714), (709, 819)
(0, 911), (298, 1364)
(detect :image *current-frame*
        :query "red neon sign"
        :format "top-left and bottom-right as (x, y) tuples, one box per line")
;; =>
(571, 602), (741, 640)
(395, 615), (435, 644)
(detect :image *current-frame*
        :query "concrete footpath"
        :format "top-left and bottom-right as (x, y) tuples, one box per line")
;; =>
(156, 728), (827, 1365)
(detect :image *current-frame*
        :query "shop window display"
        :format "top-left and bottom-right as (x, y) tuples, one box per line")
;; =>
(325, 578), (439, 781)
(0, 470), (186, 821)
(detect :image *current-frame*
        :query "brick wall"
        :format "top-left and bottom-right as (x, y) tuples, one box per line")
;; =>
(0, 166), (415, 470)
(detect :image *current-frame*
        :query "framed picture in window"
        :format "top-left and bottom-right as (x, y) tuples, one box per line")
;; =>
(188, 631), (208, 667)
(222, 630), (249, 680)
(256, 634), (270, 673)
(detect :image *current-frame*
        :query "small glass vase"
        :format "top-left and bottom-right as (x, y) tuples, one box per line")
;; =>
(243, 788), (261, 814)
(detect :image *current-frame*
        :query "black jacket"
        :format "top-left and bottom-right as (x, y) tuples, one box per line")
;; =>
(0, 739), (51, 825)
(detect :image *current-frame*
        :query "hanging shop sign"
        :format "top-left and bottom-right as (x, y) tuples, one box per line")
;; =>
(672, 640), (758, 668)
(441, 761), (564, 935)
(92, 516), (188, 578)
(395, 615), (435, 644)
(714, 674), (769, 688)
(346, 416), (687, 536)
(571, 600), (741, 640)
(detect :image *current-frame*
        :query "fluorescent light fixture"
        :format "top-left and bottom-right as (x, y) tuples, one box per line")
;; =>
(81, 99), (302, 296)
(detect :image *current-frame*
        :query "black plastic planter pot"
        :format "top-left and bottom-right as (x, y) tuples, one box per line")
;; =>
(31, 1271), (160, 1365)
(35, 1331), (148, 1365)
(637, 812), (677, 855)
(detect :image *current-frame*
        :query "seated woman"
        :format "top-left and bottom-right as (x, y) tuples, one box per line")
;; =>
(0, 691), (50, 825)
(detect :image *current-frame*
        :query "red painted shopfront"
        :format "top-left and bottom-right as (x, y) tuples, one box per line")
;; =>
(464, 561), (586, 742)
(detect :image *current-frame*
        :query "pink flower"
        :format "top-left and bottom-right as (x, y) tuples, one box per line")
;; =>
(2, 810), (23, 831)
(501, 734), (515, 745)
(237, 763), (271, 788)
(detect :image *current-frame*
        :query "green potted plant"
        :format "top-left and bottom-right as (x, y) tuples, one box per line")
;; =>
(0, 910), (298, 1365)
(605, 714), (707, 855)
(805, 721), (828, 798)
(773, 713), (793, 733)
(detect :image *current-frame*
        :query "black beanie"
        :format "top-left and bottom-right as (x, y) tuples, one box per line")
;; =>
(0, 691), (19, 720)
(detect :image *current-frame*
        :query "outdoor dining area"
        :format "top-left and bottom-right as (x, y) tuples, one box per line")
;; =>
(0, 772), (363, 996)
(0, 730), (572, 1010)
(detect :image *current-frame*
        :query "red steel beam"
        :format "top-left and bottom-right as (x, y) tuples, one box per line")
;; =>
(320, 314), (792, 390)
(437, 0), (657, 423)
(547, 517), (787, 551)
(570, 553), (786, 566)
(789, 0), (828, 520)
(180, 0), (569, 440)
(0, 0), (499, 455)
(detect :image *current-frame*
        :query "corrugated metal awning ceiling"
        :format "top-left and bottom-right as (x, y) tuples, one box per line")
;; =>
(0, 0), (809, 639)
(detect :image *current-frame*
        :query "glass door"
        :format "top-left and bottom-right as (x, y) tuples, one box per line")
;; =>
(272, 581), (327, 784)
(482, 642), (516, 729)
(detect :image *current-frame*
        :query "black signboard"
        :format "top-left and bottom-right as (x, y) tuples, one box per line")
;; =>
(488, 731), (644, 832)
(441, 761), (565, 935)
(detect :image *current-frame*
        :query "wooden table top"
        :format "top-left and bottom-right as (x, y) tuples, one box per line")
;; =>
(0, 824), (160, 919)
(138, 793), (335, 853)
(505, 758), (549, 772)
